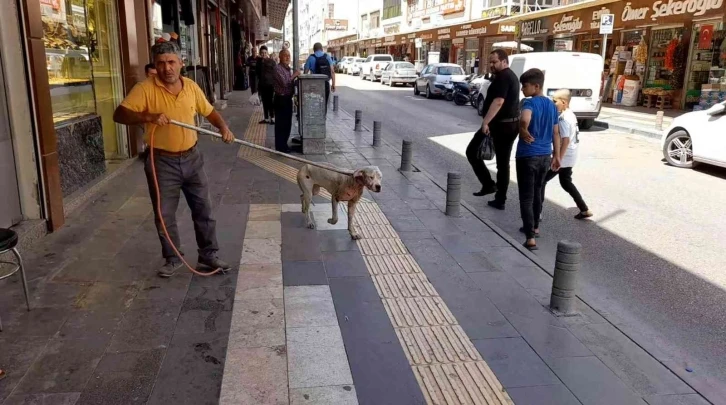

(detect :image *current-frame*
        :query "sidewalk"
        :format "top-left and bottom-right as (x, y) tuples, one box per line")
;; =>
(594, 106), (682, 139)
(0, 90), (709, 405)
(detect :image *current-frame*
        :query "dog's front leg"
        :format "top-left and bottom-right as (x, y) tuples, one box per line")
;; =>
(328, 198), (339, 225)
(347, 199), (361, 240)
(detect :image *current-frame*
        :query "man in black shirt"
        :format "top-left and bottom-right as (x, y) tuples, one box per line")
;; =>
(466, 49), (521, 210)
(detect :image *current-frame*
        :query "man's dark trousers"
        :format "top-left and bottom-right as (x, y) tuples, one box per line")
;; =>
(274, 94), (294, 151)
(144, 148), (218, 261)
(517, 155), (551, 239)
(465, 120), (519, 202)
(324, 81), (330, 115)
(259, 85), (275, 120)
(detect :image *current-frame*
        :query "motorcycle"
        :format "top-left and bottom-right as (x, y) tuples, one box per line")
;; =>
(451, 80), (471, 106)
(443, 83), (455, 102)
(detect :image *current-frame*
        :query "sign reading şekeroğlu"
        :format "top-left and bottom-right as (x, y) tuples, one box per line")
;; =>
(621, 0), (723, 22)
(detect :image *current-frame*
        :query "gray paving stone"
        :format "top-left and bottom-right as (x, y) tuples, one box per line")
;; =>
(413, 210), (461, 234)
(571, 322), (694, 396)
(108, 298), (183, 352)
(484, 246), (538, 270)
(235, 264), (283, 300)
(388, 215), (427, 232)
(3, 393), (82, 405)
(433, 232), (489, 253)
(643, 394), (711, 405)
(404, 238), (454, 266)
(289, 385), (358, 405)
(508, 313), (592, 360)
(285, 286), (338, 328)
(449, 251), (500, 273)
(0, 335), (50, 402)
(219, 346), (288, 405)
(322, 251), (369, 278)
(328, 276), (396, 344)
(0, 306), (69, 337)
(549, 356), (646, 405)
(78, 349), (165, 405)
(241, 238), (282, 265)
(377, 198), (416, 215)
(287, 326), (353, 389)
(318, 230), (358, 252)
(227, 298), (285, 348)
(57, 308), (124, 340)
(473, 337), (560, 388)
(283, 261), (328, 286)
(281, 212), (308, 229)
(282, 229), (322, 262)
(507, 384), (581, 405)
(147, 331), (228, 405)
(175, 286), (234, 334)
(396, 230), (435, 241)
(13, 336), (109, 395)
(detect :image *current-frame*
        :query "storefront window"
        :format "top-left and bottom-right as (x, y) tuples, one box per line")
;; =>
(645, 27), (687, 91)
(685, 21), (725, 110)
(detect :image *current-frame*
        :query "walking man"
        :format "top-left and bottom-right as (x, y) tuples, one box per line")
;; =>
(516, 68), (561, 251)
(541, 89), (592, 220)
(113, 41), (234, 277)
(303, 43), (336, 114)
(273, 49), (300, 152)
(246, 47), (259, 95)
(466, 49), (520, 210)
(256, 46), (277, 124)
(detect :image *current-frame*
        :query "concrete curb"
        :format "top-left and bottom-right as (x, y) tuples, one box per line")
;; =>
(594, 120), (663, 140)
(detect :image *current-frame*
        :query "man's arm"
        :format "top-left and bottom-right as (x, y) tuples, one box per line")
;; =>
(303, 56), (311, 74)
(113, 84), (168, 126)
(519, 109), (534, 144)
(482, 98), (504, 131)
(551, 123), (561, 170)
(206, 110), (234, 143)
(114, 105), (154, 126)
(328, 55), (336, 91)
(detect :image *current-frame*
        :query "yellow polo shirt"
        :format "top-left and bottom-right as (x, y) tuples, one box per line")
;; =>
(120, 76), (214, 152)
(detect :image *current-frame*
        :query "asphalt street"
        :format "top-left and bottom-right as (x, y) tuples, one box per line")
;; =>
(334, 73), (726, 402)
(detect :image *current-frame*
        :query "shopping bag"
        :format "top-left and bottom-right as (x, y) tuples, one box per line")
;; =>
(249, 94), (261, 106)
(477, 133), (495, 160)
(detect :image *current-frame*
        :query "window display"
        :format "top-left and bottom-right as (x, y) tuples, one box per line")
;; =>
(685, 21), (726, 110)
(645, 27), (687, 91)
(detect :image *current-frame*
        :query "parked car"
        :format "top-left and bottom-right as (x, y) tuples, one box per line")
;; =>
(661, 101), (726, 169)
(336, 56), (355, 73)
(414, 63), (466, 99)
(380, 62), (417, 87)
(361, 54), (394, 81)
(508, 52), (603, 129)
(348, 58), (365, 75)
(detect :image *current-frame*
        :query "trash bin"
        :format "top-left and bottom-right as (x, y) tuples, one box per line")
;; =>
(296, 74), (328, 154)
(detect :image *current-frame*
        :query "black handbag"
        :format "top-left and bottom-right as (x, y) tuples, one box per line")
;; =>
(477, 132), (495, 161)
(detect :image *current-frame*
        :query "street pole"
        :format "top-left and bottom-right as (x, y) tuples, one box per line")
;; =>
(293, 0), (300, 70)
(601, 33), (608, 60)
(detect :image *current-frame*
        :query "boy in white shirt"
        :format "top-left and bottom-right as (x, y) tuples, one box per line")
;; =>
(541, 89), (592, 220)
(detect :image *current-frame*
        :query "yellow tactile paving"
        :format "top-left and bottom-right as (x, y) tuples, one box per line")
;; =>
(235, 107), (512, 405)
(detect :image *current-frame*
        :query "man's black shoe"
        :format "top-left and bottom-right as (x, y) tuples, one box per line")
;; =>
(473, 186), (497, 197)
(198, 256), (232, 272)
(487, 200), (506, 210)
(291, 137), (302, 144)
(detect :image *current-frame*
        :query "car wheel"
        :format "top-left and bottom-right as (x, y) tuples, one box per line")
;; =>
(414, 83), (420, 95)
(579, 119), (595, 130)
(426, 84), (432, 99)
(663, 130), (694, 169)
(388, 79), (394, 87)
(477, 95), (485, 116)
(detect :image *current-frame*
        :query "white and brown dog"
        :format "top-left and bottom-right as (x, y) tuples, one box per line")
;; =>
(297, 164), (383, 240)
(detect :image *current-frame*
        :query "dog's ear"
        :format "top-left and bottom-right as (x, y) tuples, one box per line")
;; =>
(353, 169), (365, 185)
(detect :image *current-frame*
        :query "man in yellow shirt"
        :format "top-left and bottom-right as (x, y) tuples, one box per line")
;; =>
(114, 41), (234, 278)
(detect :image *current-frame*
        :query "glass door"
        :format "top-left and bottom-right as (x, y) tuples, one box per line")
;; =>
(87, 0), (128, 159)
(0, 47), (22, 227)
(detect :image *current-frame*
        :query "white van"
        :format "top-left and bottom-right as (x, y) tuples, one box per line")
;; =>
(508, 52), (603, 129)
(360, 54), (394, 82)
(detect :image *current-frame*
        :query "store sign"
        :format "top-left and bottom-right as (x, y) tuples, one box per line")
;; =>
(521, 19), (548, 36)
(552, 14), (583, 33)
(415, 38), (423, 48)
(383, 36), (396, 46)
(419, 33), (433, 40)
(384, 23), (400, 35)
(498, 24), (517, 34)
(325, 19), (348, 31)
(455, 23), (487, 38)
(599, 14), (614, 34)
(591, 8), (612, 29)
(621, 0), (724, 22)
(481, 6), (507, 19)
(438, 28), (451, 40)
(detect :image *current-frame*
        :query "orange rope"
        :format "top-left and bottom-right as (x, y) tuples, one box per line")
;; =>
(148, 125), (221, 277)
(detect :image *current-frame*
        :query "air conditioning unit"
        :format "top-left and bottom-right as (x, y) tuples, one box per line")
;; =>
(258, 16), (270, 40)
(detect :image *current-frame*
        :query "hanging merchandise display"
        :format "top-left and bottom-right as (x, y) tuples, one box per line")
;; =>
(686, 21), (726, 110)
(635, 38), (648, 64)
(669, 38), (687, 89)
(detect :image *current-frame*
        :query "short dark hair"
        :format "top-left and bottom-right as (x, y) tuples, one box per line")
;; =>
(259, 45), (268, 52)
(144, 63), (155, 73)
(490, 49), (508, 64)
(313, 42), (323, 51)
(520, 68), (545, 88)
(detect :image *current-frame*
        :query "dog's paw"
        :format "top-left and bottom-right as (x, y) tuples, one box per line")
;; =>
(306, 222), (316, 229)
(350, 233), (362, 240)
(327, 218), (338, 225)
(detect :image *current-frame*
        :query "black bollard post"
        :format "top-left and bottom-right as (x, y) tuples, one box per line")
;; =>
(400, 140), (413, 172)
(354, 110), (362, 132)
(333, 95), (339, 112)
(445, 172), (461, 217)
(372, 121), (382, 147)
(550, 241), (582, 315)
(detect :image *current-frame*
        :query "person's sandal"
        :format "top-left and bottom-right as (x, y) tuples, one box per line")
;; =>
(258, 119), (268, 124)
(523, 241), (539, 251)
(574, 211), (593, 220)
(519, 227), (540, 238)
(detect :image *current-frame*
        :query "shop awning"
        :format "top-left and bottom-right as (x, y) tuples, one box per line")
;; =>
(493, 0), (620, 24)
(266, 0), (290, 29)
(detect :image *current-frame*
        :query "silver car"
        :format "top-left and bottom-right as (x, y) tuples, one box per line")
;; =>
(380, 62), (417, 87)
(414, 63), (466, 99)
(347, 58), (365, 75)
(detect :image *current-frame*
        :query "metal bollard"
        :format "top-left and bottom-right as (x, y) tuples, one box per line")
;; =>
(445, 172), (461, 217)
(354, 110), (363, 132)
(372, 121), (382, 147)
(333, 95), (339, 112)
(400, 140), (413, 172)
(549, 241), (582, 315)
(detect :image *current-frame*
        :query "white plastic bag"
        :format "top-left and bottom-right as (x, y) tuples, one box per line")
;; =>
(249, 94), (261, 106)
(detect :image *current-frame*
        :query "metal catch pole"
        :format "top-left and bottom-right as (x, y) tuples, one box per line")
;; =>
(354, 110), (363, 132)
(400, 139), (413, 172)
(372, 121), (382, 147)
(445, 172), (461, 217)
(550, 240), (582, 315)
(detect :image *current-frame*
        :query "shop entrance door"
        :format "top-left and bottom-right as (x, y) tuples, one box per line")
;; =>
(0, 47), (22, 227)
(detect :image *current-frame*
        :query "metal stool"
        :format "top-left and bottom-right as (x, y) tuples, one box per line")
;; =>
(0, 228), (31, 331)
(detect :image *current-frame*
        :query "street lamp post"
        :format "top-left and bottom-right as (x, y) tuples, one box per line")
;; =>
(293, 0), (300, 70)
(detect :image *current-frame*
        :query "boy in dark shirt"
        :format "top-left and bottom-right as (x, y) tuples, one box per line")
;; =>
(517, 68), (561, 250)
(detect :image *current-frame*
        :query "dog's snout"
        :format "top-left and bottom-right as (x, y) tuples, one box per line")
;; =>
(375, 185), (381, 192)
